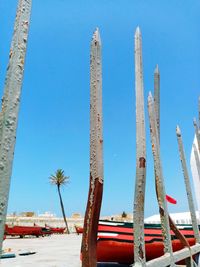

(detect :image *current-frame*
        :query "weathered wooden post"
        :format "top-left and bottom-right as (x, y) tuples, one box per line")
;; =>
(0, 0), (32, 254)
(81, 28), (103, 267)
(176, 126), (200, 243)
(133, 26), (146, 266)
(147, 92), (175, 266)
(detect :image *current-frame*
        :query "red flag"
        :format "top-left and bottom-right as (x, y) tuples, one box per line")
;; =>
(166, 194), (177, 204)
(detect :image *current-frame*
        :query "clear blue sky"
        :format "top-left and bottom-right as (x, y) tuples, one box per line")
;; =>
(0, 0), (200, 218)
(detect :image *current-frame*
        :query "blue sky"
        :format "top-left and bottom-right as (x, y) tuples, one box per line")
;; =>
(0, 0), (200, 218)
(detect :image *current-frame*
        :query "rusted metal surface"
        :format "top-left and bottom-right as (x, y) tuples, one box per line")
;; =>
(133, 27), (146, 266)
(147, 92), (175, 266)
(176, 126), (200, 244)
(154, 65), (160, 141)
(0, 0), (32, 254)
(81, 28), (103, 267)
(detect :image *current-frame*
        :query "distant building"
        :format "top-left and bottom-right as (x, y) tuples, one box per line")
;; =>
(38, 211), (56, 218)
(6, 212), (84, 232)
(20, 212), (35, 217)
(71, 213), (82, 219)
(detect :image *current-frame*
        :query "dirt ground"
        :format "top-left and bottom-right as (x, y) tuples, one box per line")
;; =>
(1, 234), (128, 267)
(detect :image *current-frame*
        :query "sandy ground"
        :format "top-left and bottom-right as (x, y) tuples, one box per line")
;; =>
(1, 234), (128, 267)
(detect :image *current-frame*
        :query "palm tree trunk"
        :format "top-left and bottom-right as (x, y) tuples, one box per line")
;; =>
(57, 185), (70, 234)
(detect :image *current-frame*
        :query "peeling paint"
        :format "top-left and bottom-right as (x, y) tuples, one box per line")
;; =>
(147, 92), (175, 265)
(81, 28), (103, 267)
(154, 65), (160, 141)
(133, 27), (146, 266)
(139, 157), (146, 168)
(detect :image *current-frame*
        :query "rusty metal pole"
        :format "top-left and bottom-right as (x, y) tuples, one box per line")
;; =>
(154, 65), (160, 140)
(81, 28), (103, 267)
(0, 0), (32, 254)
(176, 126), (200, 243)
(148, 92), (175, 266)
(133, 27), (146, 266)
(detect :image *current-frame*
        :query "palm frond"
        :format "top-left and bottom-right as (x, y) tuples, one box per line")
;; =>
(49, 169), (69, 187)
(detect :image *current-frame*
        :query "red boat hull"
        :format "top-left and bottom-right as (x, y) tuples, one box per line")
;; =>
(97, 238), (196, 264)
(75, 225), (83, 234)
(96, 221), (198, 264)
(49, 227), (65, 234)
(5, 225), (50, 237)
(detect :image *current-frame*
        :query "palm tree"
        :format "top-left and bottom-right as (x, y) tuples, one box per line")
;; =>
(49, 169), (70, 234)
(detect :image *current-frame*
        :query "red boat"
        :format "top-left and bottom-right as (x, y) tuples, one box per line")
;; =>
(96, 220), (198, 264)
(44, 224), (66, 234)
(49, 227), (65, 234)
(5, 224), (51, 238)
(75, 225), (83, 235)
